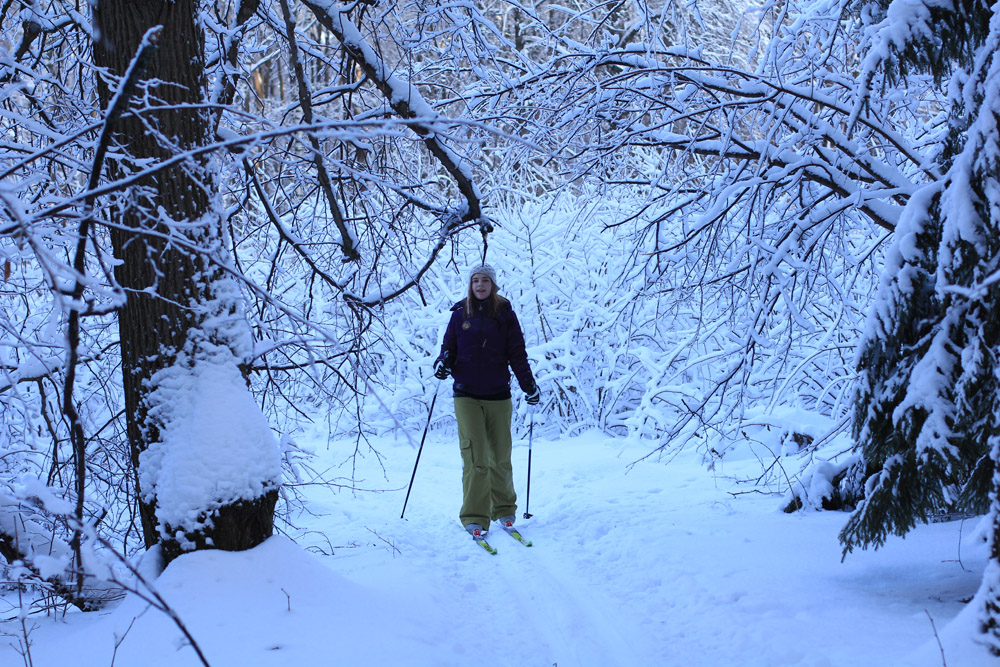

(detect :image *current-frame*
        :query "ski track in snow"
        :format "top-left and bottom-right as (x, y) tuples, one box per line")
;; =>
(489, 529), (647, 667)
(302, 433), (664, 667)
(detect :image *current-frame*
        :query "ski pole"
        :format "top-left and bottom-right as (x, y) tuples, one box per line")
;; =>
(401, 384), (439, 519)
(523, 405), (535, 520)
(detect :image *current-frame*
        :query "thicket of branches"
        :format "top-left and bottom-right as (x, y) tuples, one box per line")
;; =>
(1, 0), (998, 650)
(0, 0), (513, 610)
(380, 0), (928, 461)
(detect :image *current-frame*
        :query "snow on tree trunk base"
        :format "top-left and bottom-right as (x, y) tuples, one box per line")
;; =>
(140, 346), (283, 565)
(782, 457), (861, 513)
(160, 488), (279, 565)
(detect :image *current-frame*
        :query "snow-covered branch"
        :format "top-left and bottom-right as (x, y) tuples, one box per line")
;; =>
(301, 1), (485, 225)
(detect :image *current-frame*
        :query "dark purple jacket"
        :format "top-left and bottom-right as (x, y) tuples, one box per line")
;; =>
(437, 298), (536, 399)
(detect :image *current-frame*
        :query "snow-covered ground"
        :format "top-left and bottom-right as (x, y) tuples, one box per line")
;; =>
(1, 429), (993, 666)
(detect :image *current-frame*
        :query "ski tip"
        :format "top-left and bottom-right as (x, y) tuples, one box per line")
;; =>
(472, 534), (497, 554)
(503, 527), (533, 546)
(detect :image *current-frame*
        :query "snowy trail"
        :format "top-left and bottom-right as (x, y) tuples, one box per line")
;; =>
(303, 431), (663, 667)
(350, 430), (986, 667)
(2, 430), (993, 666)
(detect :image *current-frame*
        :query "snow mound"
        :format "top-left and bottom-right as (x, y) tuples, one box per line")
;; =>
(102, 536), (441, 666)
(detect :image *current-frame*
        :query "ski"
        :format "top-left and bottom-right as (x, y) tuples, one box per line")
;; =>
(465, 525), (497, 555)
(500, 524), (533, 547)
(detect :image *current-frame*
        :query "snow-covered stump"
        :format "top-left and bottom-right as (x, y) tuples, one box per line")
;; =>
(142, 347), (282, 566)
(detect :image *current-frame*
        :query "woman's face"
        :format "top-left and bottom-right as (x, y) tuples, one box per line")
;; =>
(471, 274), (493, 300)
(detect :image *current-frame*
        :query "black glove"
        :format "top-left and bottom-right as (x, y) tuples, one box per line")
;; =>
(525, 386), (540, 405)
(434, 360), (451, 380)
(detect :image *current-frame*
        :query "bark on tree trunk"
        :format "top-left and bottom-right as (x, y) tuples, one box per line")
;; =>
(92, 0), (276, 560)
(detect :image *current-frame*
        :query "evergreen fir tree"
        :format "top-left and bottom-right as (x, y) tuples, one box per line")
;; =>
(845, 0), (1000, 652)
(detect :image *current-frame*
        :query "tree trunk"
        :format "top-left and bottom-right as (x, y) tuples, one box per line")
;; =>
(92, 0), (277, 560)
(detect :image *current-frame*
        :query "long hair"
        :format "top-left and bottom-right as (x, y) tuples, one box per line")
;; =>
(464, 278), (508, 317)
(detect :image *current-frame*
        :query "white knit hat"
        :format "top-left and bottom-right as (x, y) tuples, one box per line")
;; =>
(468, 264), (497, 285)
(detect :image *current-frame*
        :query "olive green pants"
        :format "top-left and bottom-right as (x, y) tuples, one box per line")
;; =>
(454, 397), (517, 530)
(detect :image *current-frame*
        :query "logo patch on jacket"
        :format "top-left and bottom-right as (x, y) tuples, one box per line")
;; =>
(462, 321), (471, 330)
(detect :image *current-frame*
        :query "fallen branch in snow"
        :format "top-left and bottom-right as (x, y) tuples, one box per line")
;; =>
(924, 609), (948, 667)
(365, 527), (401, 556)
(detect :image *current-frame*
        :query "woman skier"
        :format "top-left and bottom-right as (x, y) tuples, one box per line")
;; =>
(433, 264), (540, 538)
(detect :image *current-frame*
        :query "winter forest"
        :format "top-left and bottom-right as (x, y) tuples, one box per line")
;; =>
(2, 0), (1000, 664)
